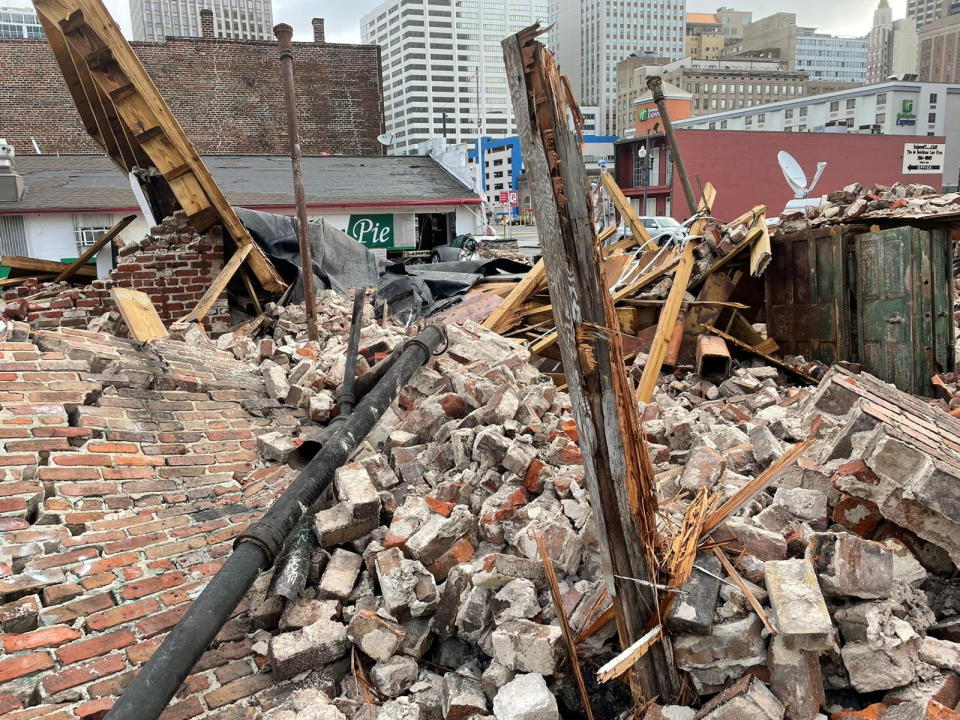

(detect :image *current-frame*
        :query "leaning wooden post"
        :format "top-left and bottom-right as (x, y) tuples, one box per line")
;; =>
(502, 25), (678, 702)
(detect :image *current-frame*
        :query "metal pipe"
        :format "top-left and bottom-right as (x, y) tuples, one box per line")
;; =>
(105, 325), (447, 720)
(646, 75), (698, 217)
(275, 23), (320, 342)
(339, 287), (367, 415)
(353, 345), (402, 400)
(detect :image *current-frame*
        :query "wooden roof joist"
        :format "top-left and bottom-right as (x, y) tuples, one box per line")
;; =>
(33, 0), (287, 294)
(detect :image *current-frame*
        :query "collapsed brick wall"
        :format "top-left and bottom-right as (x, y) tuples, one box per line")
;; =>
(0, 36), (383, 156)
(0, 326), (304, 718)
(6, 213), (230, 335)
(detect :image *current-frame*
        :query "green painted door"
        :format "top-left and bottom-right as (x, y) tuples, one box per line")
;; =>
(855, 226), (954, 396)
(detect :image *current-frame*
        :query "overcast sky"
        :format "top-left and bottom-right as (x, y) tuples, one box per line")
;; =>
(85, 0), (903, 44)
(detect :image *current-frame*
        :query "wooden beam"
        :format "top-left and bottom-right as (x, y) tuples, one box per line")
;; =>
(179, 244), (252, 324)
(503, 24), (676, 702)
(34, 0), (286, 293)
(54, 214), (136, 282)
(482, 257), (546, 333)
(635, 243), (695, 402)
(1, 256), (96, 279)
(600, 172), (655, 251)
(750, 217), (772, 277)
(110, 287), (168, 342)
(712, 548), (776, 636)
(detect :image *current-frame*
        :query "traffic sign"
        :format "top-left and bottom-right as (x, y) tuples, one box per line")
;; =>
(499, 190), (510, 204)
(902, 142), (945, 175)
(508, 190), (519, 207)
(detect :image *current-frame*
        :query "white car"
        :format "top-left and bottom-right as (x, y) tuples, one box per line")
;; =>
(639, 216), (682, 233)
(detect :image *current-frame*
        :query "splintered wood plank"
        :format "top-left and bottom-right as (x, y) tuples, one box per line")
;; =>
(110, 287), (168, 341)
(600, 172), (655, 251)
(702, 322), (816, 384)
(54, 214), (135, 282)
(635, 243), (695, 402)
(482, 257), (546, 333)
(34, 0), (286, 293)
(503, 24), (676, 702)
(1, 256), (96, 278)
(750, 219), (772, 277)
(180, 244), (253, 323)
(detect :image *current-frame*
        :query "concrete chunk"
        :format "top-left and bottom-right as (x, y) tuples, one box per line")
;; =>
(491, 619), (563, 675)
(374, 547), (439, 618)
(492, 673), (559, 720)
(268, 618), (349, 679)
(346, 609), (406, 662)
(335, 463), (381, 521)
(764, 558), (834, 652)
(767, 635), (825, 720)
(405, 505), (476, 566)
(441, 666), (488, 720)
(318, 548), (362, 601)
(371, 654), (420, 698)
(314, 504), (378, 548)
(693, 675), (784, 720)
(807, 532), (894, 599)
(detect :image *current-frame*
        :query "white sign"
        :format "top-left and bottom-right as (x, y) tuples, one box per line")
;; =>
(902, 142), (945, 175)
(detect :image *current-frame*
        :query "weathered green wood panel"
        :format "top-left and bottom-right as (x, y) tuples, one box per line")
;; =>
(855, 226), (954, 396)
(766, 226), (851, 364)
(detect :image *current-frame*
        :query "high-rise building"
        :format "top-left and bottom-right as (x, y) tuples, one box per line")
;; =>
(0, 5), (42, 39)
(868, 0), (919, 83)
(919, 12), (960, 81)
(361, 0), (547, 157)
(907, 0), (946, 29)
(715, 7), (752, 43)
(549, 0), (685, 135)
(129, 0), (273, 42)
(685, 13), (724, 60)
(729, 12), (868, 84)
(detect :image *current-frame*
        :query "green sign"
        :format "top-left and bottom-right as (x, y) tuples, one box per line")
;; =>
(348, 214), (394, 249)
(902, 99), (914, 113)
(638, 108), (650, 122)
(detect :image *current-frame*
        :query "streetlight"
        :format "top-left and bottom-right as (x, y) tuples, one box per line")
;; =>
(637, 143), (649, 217)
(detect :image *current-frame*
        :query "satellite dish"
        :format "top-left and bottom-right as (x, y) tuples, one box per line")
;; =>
(377, 133), (395, 147)
(778, 150), (826, 199)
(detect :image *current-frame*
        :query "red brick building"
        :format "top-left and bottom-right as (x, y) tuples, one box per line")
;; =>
(615, 129), (946, 220)
(0, 18), (384, 157)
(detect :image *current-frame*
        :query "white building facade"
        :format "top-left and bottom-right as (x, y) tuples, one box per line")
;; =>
(794, 34), (869, 84)
(129, 0), (273, 42)
(0, 5), (42, 39)
(361, 0), (547, 157)
(676, 81), (960, 188)
(549, 0), (685, 135)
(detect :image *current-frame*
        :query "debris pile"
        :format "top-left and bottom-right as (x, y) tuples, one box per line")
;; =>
(795, 181), (960, 225)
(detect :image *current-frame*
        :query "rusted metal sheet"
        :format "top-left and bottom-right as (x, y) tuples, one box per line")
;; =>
(766, 226), (854, 365)
(856, 226), (955, 397)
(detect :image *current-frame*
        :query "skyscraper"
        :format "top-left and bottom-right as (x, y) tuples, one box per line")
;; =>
(129, 0), (273, 42)
(549, 0), (686, 135)
(868, 0), (919, 82)
(907, 0), (946, 28)
(361, 0), (547, 156)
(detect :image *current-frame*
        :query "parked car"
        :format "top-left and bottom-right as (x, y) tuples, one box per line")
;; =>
(431, 232), (496, 263)
(639, 216), (682, 233)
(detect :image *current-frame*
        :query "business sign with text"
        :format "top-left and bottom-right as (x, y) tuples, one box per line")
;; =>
(902, 142), (945, 175)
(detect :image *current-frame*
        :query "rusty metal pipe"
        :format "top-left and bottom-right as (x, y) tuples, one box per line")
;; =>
(646, 75), (698, 217)
(275, 23), (320, 342)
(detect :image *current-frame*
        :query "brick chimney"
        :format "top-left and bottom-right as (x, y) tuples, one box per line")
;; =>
(200, 9), (214, 39)
(312, 17), (325, 44)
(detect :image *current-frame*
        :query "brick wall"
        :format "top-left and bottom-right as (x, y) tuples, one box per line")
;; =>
(5, 213), (230, 334)
(0, 33), (383, 156)
(0, 325), (303, 717)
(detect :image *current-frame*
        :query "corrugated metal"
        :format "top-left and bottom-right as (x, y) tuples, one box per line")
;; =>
(0, 214), (28, 255)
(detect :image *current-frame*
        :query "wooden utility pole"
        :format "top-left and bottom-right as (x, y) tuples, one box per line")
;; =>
(502, 26), (677, 702)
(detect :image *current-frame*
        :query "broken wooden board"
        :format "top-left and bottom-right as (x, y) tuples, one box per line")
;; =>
(702, 322), (817, 384)
(110, 287), (168, 341)
(34, 0), (286, 293)
(54, 214), (136, 282)
(180, 244), (253, 324)
(1, 255), (96, 279)
(678, 270), (741, 364)
(600, 172), (655, 251)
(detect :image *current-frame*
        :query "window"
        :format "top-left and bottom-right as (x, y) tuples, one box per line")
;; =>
(930, 92), (938, 104)
(876, 93), (886, 106)
(0, 215), (28, 256)
(846, 99), (856, 109)
(829, 101), (840, 112)
(929, 112), (937, 124)
(72, 214), (114, 255)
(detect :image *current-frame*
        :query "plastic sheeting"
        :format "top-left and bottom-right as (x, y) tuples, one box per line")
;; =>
(235, 207), (530, 320)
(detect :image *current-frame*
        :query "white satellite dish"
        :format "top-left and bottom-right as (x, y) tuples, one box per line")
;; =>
(778, 150), (826, 213)
(377, 132), (395, 147)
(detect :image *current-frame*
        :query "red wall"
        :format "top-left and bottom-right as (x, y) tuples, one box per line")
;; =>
(670, 129), (946, 221)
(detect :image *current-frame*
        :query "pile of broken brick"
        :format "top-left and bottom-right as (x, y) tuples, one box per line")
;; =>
(786, 182), (960, 227)
(222, 300), (960, 720)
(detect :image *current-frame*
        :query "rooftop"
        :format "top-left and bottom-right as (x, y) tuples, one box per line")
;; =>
(686, 12), (720, 25)
(0, 154), (478, 213)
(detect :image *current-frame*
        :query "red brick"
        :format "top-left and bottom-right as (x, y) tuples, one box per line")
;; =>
(120, 572), (185, 600)
(87, 442), (139, 454)
(42, 653), (126, 694)
(56, 629), (136, 664)
(85, 598), (160, 631)
(203, 672), (273, 708)
(0, 651), (53, 683)
(2, 624), (80, 652)
(135, 605), (188, 638)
